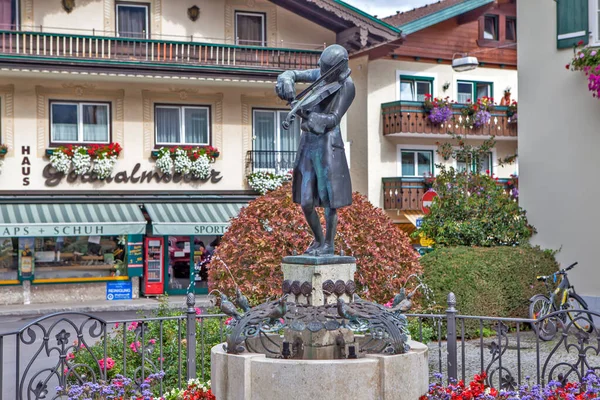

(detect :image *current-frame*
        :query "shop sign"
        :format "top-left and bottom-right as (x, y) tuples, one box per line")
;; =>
(106, 280), (132, 300)
(43, 163), (223, 187)
(1, 225), (109, 238)
(152, 223), (229, 236)
(127, 235), (144, 269)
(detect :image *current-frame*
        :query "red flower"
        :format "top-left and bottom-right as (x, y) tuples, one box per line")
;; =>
(578, 40), (584, 46)
(566, 63), (571, 70)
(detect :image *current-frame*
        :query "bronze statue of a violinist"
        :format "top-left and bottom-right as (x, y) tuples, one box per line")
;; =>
(275, 44), (355, 257)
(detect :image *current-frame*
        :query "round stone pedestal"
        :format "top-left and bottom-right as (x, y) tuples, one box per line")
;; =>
(211, 340), (429, 400)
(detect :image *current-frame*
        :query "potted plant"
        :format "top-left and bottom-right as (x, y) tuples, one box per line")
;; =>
(153, 145), (218, 178)
(460, 97), (494, 128)
(507, 100), (517, 124)
(500, 86), (511, 105)
(567, 40), (600, 99)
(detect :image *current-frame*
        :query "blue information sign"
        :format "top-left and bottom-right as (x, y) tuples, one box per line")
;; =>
(106, 281), (132, 300)
(416, 218), (423, 228)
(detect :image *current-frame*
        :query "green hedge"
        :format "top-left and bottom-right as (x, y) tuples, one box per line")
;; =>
(420, 246), (558, 318)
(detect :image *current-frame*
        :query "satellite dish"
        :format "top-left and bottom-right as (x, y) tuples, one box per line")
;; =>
(452, 55), (479, 72)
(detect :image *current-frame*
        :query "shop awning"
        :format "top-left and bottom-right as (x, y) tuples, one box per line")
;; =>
(0, 204), (147, 238)
(144, 203), (246, 236)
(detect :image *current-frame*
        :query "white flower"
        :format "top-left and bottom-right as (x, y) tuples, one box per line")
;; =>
(72, 147), (91, 176)
(191, 154), (211, 179)
(155, 151), (174, 175)
(174, 149), (193, 175)
(50, 151), (71, 174)
(92, 156), (117, 180)
(247, 171), (290, 195)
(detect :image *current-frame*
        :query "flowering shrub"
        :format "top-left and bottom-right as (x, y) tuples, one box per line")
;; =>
(154, 146), (217, 178)
(568, 40), (600, 98)
(210, 183), (421, 304)
(247, 170), (292, 194)
(49, 143), (122, 178)
(422, 371), (600, 399)
(57, 372), (164, 399)
(506, 174), (519, 200)
(163, 379), (215, 400)
(460, 97), (495, 128)
(423, 95), (454, 125)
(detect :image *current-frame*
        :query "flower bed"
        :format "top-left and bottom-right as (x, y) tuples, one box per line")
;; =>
(421, 372), (600, 399)
(154, 146), (219, 178)
(423, 95), (454, 125)
(568, 41), (600, 98)
(49, 143), (122, 178)
(247, 170), (292, 195)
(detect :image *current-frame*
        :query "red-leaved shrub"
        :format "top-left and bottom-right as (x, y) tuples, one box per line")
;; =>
(209, 183), (421, 304)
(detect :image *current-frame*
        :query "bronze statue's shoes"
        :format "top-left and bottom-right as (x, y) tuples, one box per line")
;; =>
(304, 241), (322, 256)
(316, 243), (334, 256)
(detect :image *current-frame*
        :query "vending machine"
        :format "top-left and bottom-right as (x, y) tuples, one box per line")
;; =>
(142, 237), (164, 296)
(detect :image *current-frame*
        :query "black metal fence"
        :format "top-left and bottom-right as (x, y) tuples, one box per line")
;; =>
(2, 292), (600, 399)
(245, 150), (296, 174)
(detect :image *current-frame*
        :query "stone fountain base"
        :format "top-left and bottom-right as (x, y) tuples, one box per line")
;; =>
(211, 340), (429, 400)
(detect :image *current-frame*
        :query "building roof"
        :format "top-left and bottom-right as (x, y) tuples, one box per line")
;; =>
(383, 0), (494, 35)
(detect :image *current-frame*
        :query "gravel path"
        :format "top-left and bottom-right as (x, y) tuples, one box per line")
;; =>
(422, 328), (600, 387)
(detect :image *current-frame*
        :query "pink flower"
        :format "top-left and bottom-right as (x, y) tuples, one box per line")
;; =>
(592, 50), (597, 56)
(225, 317), (233, 325)
(66, 353), (75, 361)
(129, 341), (141, 353)
(149, 339), (156, 345)
(114, 323), (119, 329)
(98, 357), (115, 370)
(383, 299), (393, 308)
(195, 307), (202, 315)
(580, 53), (585, 59)
(158, 356), (165, 362)
(127, 322), (139, 331)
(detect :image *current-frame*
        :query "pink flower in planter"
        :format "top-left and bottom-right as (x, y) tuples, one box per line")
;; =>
(98, 357), (115, 370)
(149, 339), (156, 345)
(592, 50), (598, 56)
(195, 307), (202, 315)
(66, 352), (75, 361)
(129, 341), (141, 353)
(127, 322), (139, 331)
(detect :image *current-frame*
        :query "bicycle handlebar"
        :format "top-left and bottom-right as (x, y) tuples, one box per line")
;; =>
(536, 262), (577, 282)
(564, 262), (578, 271)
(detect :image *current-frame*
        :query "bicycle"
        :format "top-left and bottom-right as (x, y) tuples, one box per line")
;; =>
(529, 262), (593, 341)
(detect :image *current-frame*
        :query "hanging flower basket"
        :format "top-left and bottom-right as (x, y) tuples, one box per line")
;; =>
(423, 95), (453, 125)
(49, 143), (122, 178)
(567, 41), (600, 98)
(460, 97), (494, 128)
(153, 146), (219, 178)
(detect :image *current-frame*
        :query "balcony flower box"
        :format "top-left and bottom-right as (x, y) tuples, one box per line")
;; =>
(47, 143), (122, 179)
(152, 146), (220, 178)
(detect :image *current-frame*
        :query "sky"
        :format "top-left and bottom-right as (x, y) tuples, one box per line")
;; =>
(343, 0), (439, 19)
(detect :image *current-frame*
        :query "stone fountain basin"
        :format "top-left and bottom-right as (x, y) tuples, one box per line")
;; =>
(211, 340), (429, 400)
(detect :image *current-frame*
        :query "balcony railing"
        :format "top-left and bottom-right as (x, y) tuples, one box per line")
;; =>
(381, 101), (517, 137)
(246, 150), (296, 175)
(382, 177), (515, 211)
(0, 29), (321, 72)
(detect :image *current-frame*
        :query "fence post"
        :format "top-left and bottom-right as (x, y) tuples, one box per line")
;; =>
(186, 292), (197, 381)
(446, 292), (458, 382)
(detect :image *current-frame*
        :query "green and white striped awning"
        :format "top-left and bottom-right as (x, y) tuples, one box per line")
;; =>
(144, 203), (246, 236)
(0, 204), (147, 238)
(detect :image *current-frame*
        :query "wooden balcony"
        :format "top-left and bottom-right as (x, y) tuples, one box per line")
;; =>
(0, 29), (321, 75)
(382, 177), (516, 211)
(382, 177), (427, 211)
(381, 101), (517, 137)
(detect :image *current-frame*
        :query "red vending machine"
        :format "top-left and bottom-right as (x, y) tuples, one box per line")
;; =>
(143, 237), (164, 296)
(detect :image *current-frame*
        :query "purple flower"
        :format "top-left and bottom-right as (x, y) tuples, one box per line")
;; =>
(428, 105), (453, 125)
(592, 50), (597, 56)
(580, 52), (585, 59)
(473, 110), (491, 127)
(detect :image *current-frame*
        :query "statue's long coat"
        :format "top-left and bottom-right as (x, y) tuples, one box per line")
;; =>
(281, 68), (355, 209)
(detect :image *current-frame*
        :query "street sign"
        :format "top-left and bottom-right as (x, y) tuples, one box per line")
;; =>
(106, 281), (132, 300)
(421, 190), (438, 215)
(416, 218), (423, 228)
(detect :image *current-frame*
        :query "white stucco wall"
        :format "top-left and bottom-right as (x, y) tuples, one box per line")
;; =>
(357, 58), (518, 208)
(518, 0), (600, 301)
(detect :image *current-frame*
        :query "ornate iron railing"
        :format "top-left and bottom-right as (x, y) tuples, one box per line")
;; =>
(2, 292), (598, 398)
(245, 150), (296, 175)
(0, 29), (321, 72)
(381, 101), (518, 137)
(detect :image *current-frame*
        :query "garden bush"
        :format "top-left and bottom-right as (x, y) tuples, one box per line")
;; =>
(419, 246), (559, 319)
(416, 166), (533, 247)
(209, 183), (421, 304)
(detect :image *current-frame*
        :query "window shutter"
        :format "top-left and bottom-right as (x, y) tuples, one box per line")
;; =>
(557, 0), (589, 48)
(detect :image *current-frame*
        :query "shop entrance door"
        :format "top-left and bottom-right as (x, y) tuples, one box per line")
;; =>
(165, 236), (192, 295)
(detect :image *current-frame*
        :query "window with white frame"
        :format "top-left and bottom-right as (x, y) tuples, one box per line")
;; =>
(457, 152), (493, 174)
(50, 102), (110, 144)
(235, 12), (266, 46)
(116, 2), (149, 39)
(457, 81), (493, 103)
(399, 75), (433, 102)
(400, 150), (433, 177)
(155, 105), (210, 146)
(252, 109), (300, 171)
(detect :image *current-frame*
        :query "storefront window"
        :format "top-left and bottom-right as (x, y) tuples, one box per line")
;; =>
(0, 238), (18, 280)
(32, 236), (125, 280)
(167, 236), (191, 291)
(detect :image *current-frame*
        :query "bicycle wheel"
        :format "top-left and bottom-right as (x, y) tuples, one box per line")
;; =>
(529, 294), (557, 341)
(566, 293), (594, 333)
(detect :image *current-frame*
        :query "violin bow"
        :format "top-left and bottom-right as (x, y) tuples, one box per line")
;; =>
(290, 58), (347, 104)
